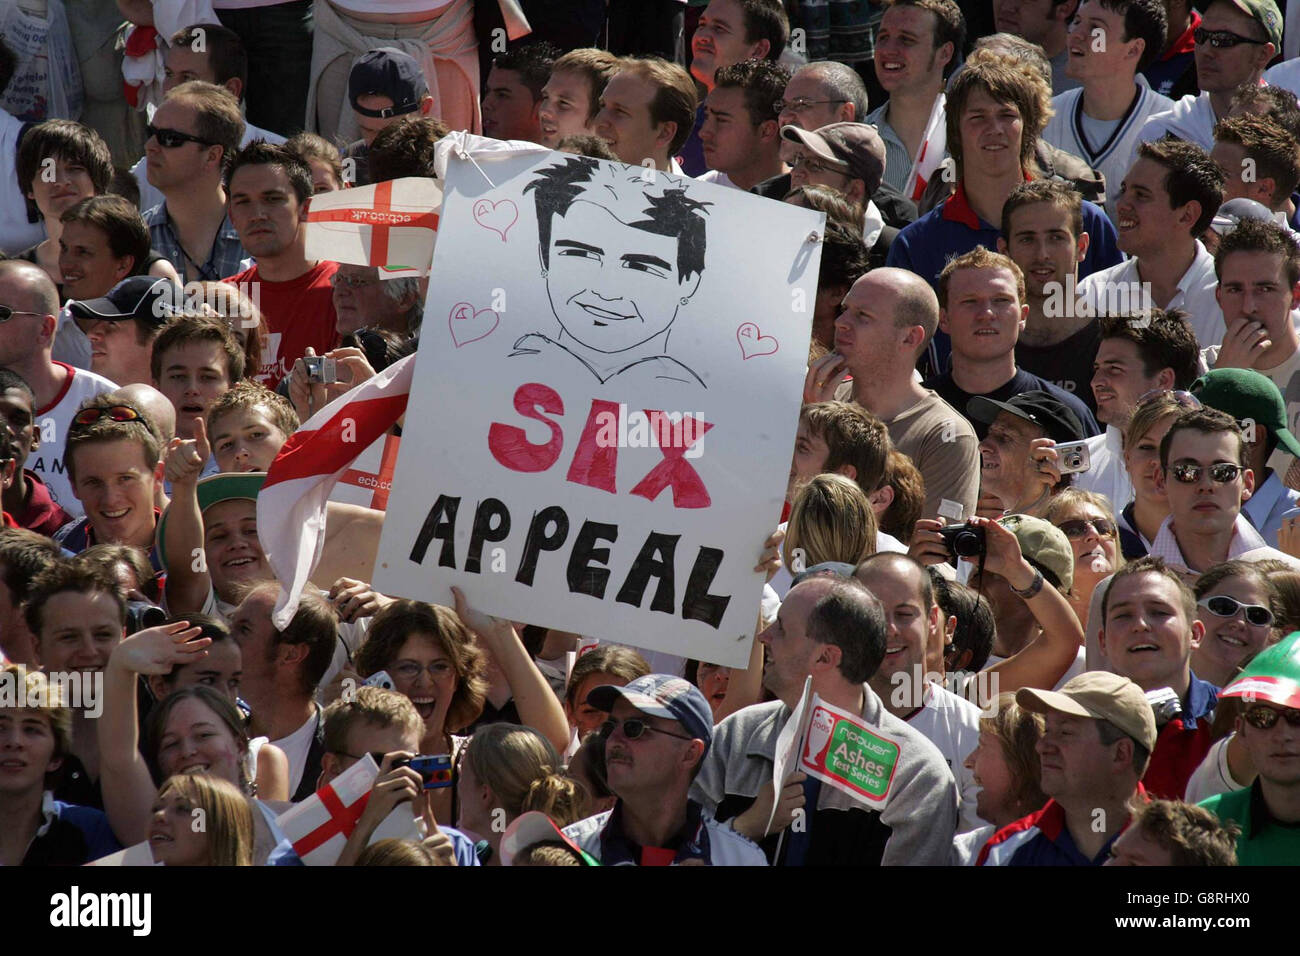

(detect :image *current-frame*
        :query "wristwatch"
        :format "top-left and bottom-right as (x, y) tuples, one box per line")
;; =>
(1011, 568), (1044, 599)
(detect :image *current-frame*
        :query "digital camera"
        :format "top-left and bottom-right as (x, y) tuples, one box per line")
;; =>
(937, 523), (986, 559)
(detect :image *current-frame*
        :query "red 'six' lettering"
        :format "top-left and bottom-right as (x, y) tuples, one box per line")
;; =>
(486, 383), (712, 508)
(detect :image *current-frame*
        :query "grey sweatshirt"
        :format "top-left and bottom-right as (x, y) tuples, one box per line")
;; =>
(690, 683), (959, 865)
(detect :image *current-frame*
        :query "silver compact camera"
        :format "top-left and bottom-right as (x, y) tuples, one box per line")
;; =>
(1056, 440), (1091, 475)
(1146, 686), (1182, 726)
(302, 355), (338, 385)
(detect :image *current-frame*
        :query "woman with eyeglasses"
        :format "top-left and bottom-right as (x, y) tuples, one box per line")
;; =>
(1118, 391), (1198, 559)
(1191, 560), (1280, 688)
(353, 591), (569, 825)
(1046, 489), (1123, 630)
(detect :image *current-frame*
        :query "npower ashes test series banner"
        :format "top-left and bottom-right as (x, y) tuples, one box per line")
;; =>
(374, 148), (823, 666)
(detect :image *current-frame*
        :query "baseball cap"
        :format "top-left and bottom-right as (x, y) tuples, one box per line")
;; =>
(156, 471), (265, 575)
(1017, 671), (1158, 753)
(1192, 367), (1300, 459)
(500, 811), (599, 866)
(967, 390), (1087, 446)
(68, 276), (183, 331)
(348, 48), (429, 118)
(1225, 0), (1283, 51)
(781, 122), (886, 196)
(587, 674), (714, 749)
(1221, 631), (1300, 710)
(998, 514), (1075, 592)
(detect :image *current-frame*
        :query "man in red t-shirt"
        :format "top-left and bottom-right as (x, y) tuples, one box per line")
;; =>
(224, 142), (339, 387)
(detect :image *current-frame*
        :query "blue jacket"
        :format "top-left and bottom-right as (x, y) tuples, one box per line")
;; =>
(887, 181), (1122, 376)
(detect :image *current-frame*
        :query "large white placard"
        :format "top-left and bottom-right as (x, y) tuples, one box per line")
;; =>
(374, 150), (822, 666)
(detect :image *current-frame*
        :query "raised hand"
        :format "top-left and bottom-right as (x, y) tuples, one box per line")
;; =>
(163, 417), (211, 486)
(110, 621), (208, 676)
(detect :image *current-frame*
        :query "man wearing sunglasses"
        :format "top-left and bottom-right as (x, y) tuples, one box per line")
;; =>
(561, 674), (766, 865)
(1200, 632), (1300, 863)
(1152, 406), (1297, 572)
(691, 575), (958, 865)
(1192, 368), (1300, 549)
(1098, 556), (1220, 799)
(1138, 0), (1281, 151)
(142, 82), (247, 285)
(0, 261), (118, 521)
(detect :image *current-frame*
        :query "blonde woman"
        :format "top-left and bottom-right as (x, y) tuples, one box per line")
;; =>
(1119, 391), (1202, 557)
(784, 473), (878, 575)
(149, 772), (254, 866)
(1046, 489), (1123, 630)
(456, 724), (585, 865)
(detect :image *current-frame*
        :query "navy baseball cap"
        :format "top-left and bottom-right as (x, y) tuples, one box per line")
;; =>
(967, 390), (1086, 445)
(587, 674), (714, 749)
(348, 48), (429, 118)
(68, 275), (182, 330)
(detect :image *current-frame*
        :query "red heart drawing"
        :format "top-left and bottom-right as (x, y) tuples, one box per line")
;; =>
(736, 322), (778, 360)
(448, 302), (500, 347)
(472, 198), (518, 241)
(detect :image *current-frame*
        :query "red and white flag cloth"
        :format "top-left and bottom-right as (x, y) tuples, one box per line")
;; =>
(903, 93), (947, 203)
(275, 754), (421, 865)
(258, 354), (415, 629)
(330, 433), (402, 510)
(304, 178), (443, 279)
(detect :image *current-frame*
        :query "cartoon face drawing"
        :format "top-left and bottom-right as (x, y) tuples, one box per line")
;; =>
(545, 200), (700, 354)
(518, 156), (712, 387)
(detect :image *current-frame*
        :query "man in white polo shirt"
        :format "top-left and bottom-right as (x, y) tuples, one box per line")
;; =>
(1077, 138), (1226, 348)
(1042, 0), (1173, 224)
(1149, 405), (1297, 574)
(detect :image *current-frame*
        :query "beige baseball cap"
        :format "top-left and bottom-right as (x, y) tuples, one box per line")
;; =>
(1017, 671), (1157, 753)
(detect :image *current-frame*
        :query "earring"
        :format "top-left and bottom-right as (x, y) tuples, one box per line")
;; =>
(679, 296), (689, 306)
(541, 269), (548, 278)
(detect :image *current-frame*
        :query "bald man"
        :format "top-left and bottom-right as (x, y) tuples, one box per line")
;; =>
(803, 268), (980, 519)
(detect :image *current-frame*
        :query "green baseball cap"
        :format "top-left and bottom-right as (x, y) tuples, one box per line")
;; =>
(1226, 0), (1283, 50)
(1221, 632), (1300, 710)
(156, 472), (266, 574)
(998, 513), (1074, 592)
(1191, 367), (1300, 459)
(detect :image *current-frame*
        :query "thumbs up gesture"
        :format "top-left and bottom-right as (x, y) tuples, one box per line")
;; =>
(164, 416), (211, 487)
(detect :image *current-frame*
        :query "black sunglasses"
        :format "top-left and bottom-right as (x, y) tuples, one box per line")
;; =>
(599, 718), (694, 742)
(1170, 462), (1243, 485)
(147, 123), (215, 149)
(1242, 704), (1300, 730)
(0, 305), (44, 322)
(1193, 28), (1268, 49)
(1200, 595), (1274, 628)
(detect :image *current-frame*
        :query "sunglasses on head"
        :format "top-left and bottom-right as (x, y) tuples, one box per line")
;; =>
(1193, 27), (1268, 49)
(1056, 517), (1116, 540)
(1199, 594), (1274, 627)
(1170, 462), (1243, 484)
(1137, 389), (1202, 410)
(0, 304), (44, 322)
(71, 404), (146, 427)
(146, 124), (215, 149)
(599, 718), (694, 742)
(1242, 704), (1300, 731)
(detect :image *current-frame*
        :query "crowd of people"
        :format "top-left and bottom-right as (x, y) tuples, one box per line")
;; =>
(1, 0), (1300, 869)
